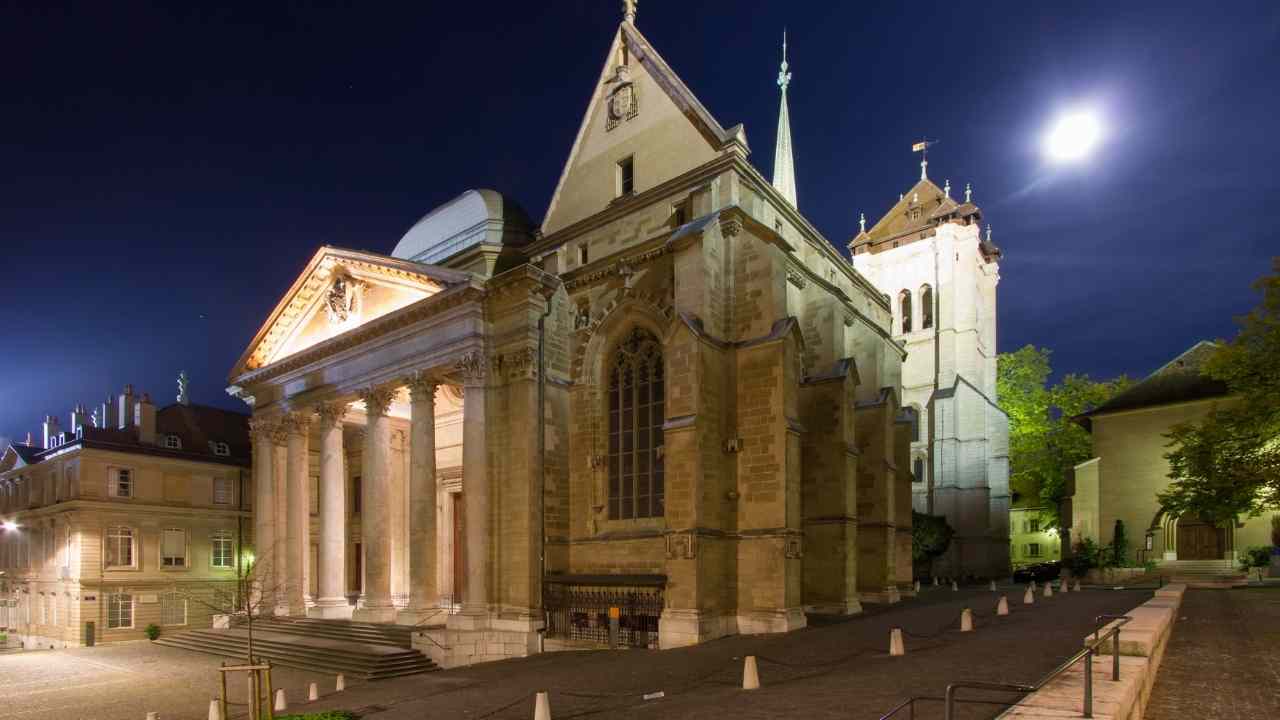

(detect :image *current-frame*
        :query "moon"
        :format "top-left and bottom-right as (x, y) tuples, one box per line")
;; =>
(1044, 109), (1103, 163)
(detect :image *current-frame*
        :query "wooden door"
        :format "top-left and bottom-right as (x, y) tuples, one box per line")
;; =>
(1177, 520), (1221, 560)
(453, 493), (465, 603)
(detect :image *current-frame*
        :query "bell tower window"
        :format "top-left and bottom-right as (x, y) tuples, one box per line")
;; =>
(899, 290), (913, 334)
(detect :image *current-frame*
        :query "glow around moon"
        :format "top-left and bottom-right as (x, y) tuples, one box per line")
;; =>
(1044, 109), (1103, 163)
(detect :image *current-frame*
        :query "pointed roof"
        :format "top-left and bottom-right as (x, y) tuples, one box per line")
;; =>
(848, 175), (987, 257)
(1076, 341), (1229, 426)
(541, 21), (746, 235)
(772, 31), (797, 207)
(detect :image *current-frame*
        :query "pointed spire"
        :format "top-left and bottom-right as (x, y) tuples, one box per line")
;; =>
(920, 156), (928, 181)
(944, 179), (951, 198)
(965, 183), (972, 203)
(772, 29), (797, 207)
(986, 224), (993, 243)
(859, 212), (866, 234)
(622, 0), (637, 25)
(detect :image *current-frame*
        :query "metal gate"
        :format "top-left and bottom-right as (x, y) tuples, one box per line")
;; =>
(543, 575), (664, 649)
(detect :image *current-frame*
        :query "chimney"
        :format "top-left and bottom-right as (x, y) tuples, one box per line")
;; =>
(42, 414), (62, 449)
(99, 394), (117, 429)
(70, 405), (89, 436)
(136, 393), (156, 445)
(118, 385), (136, 429)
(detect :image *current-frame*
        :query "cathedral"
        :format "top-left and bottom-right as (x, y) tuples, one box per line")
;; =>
(227, 5), (1007, 668)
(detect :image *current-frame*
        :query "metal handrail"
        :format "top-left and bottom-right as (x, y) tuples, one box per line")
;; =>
(882, 616), (1133, 719)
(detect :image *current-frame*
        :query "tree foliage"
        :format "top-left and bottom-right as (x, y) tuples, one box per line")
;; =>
(1159, 259), (1280, 522)
(997, 345), (1131, 526)
(912, 511), (955, 564)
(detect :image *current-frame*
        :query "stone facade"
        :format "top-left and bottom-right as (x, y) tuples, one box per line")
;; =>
(228, 15), (917, 668)
(851, 176), (1011, 579)
(0, 387), (251, 648)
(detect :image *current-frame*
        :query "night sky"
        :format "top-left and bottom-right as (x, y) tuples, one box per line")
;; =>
(3, 1), (1277, 443)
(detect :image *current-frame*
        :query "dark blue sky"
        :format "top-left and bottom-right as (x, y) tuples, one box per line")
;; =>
(2, 1), (1277, 442)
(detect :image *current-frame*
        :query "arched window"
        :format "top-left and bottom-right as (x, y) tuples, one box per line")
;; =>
(913, 457), (925, 484)
(899, 290), (913, 334)
(904, 405), (921, 442)
(920, 284), (934, 330)
(608, 327), (665, 520)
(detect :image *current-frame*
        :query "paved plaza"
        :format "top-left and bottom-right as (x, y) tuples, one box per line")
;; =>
(1146, 586), (1280, 719)
(0, 641), (336, 720)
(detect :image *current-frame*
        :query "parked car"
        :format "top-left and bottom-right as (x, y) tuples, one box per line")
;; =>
(1013, 561), (1062, 583)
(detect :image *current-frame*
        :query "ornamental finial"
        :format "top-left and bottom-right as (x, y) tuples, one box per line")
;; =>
(859, 212), (866, 234)
(944, 179), (951, 198)
(965, 182), (972, 203)
(623, 0), (637, 24)
(777, 29), (792, 91)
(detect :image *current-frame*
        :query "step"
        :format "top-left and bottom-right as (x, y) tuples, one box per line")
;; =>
(153, 627), (437, 680)
(153, 638), (435, 680)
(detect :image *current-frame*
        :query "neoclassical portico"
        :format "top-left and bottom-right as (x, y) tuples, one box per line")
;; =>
(231, 247), (560, 665)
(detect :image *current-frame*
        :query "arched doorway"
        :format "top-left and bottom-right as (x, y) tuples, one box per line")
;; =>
(1175, 514), (1226, 560)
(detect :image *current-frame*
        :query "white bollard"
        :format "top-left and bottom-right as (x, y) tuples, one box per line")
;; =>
(913, 579), (921, 593)
(1074, 580), (1082, 592)
(960, 608), (973, 632)
(274, 688), (287, 712)
(889, 627), (905, 656)
(1043, 583), (1053, 598)
(207, 699), (221, 720)
(309, 682), (319, 701)
(933, 576), (939, 587)
(990, 580), (997, 591)
(997, 596), (1009, 616)
(1023, 586), (1035, 605)
(1059, 579), (1069, 594)
(951, 580), (959, 591)
(1030, 579), (1037, 591)
(146, 713), (159, 720)
(742, 655), (760, 690)
(534, 691), (552, 720)
(336, 674), (346, 692)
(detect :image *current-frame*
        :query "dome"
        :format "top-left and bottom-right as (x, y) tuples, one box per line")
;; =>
(391, 189), (534, 265)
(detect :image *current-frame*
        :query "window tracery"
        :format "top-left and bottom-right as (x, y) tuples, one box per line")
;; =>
(607, 327), (665, 520)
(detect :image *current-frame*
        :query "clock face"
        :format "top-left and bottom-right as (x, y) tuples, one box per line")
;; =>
(610, 85), (633, 120)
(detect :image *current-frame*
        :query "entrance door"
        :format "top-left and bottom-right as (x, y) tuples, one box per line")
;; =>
(453, 493), (465, 604)
(1177, 519), (1222, 560)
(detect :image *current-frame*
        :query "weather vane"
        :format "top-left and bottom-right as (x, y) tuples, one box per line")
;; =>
(912, 138), (939, 180)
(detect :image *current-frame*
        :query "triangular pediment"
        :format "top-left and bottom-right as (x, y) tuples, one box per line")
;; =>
(230, 247), (472, 378)
(1, 445), (30, 475)
(542, 22), (743, 236)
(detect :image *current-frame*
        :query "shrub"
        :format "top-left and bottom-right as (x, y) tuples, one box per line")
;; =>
(912, 511), (955, 569)
(144, 624), (161, 641)
(1240, 546), (1272, 581)
(1065, 538), (1104, 576)
(1110, 520), (1129, 567)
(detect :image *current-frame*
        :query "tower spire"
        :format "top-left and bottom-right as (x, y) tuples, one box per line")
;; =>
(772, 29), (797, 207)
(622, 0), (637, 25)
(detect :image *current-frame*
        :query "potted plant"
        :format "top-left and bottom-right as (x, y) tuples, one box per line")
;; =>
(144, 623), (161, 641)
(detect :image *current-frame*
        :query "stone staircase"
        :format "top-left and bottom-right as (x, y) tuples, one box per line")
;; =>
(1158, 559), (1247, 588)
(153, 617), (438, 680)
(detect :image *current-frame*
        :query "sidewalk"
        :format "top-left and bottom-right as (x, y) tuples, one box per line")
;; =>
(295, 585), (1151, 720)
(1145, 586), (1280, 718)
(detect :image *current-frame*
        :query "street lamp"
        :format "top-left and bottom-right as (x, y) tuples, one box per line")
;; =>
(1, 521), (18, 532)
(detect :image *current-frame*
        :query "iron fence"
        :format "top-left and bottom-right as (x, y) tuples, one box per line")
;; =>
(543, 576), (664, 649)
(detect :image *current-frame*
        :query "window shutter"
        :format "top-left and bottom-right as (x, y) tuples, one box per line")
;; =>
(162, 528), (185, 559)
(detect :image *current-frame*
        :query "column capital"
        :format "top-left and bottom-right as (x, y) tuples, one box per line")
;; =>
(282, 411), (313, 436)
(407, 372), (440, 403)
(359, 385), (397, 417)
(249, 415), (287, 446)
(315, 400), (348, 429)
(454, 349), (489, 387)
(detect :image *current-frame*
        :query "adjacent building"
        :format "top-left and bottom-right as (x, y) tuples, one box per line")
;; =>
(0, 382), (251, 648)
(1070, 341), (1274, 569)
(1009, 506), (1061, 568)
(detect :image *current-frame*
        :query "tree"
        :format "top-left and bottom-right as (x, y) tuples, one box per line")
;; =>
(177, 543), (289, 665)
(1159, 260), (1280, 522)
(997, 346), (1131, 527)
(912, 511), (955, 572)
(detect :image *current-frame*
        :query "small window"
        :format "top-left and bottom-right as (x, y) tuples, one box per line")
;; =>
(109, 468), (132, 498)
(913, 458), (925, 484)
(212, 477), (231, 505)
(105, 526), (135, 568)
(899, 289), (913, 334)
(211, 530), (234, 569)
(671, 202), (687, 227)
(160, 591), (186, 626)
(921, 284), (934, 330)
(164, 434), (182, 450)
(352, 476), (362, 514)
(1027, 543), (1042, 558)
(161, 527), (187, 568)
(1028, 518), (1040, 533)
(210, 441), (230, 457)
(578, 244), (589, 266)
(107, 593), (133, 629)
(617, 156), (634, 196)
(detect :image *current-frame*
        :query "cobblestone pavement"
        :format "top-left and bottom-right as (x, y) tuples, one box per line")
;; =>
(293, 584), (1151, 720)
(1146, 587), (1280, 719)
(0, 641), (338, 720)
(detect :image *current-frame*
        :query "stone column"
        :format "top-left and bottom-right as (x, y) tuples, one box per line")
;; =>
(353, 385), (397, 623)
(248, 417), (277, 612)
(284, 412), (312, 616)
(270, 426), (289, 616)
(400, 375), (439, 624)
(310, 401), (351, 619)
(459, 352), (489, 617)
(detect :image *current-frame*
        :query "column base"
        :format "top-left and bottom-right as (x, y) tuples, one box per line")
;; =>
(307, 600), (354, 620)
(657, 608), (735, 649)
(859, 586), (903, 604)
(737, 607), (807, 636)
(351, 605), (398, 623)
(806, 599), (864, 616)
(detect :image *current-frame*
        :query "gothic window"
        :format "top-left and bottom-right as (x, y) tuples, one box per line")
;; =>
(920, 284), (934, 330)
(904, 406), (921, 442)
(899, 290), (913, 334)
(913, 457), (925, 484)
(617, 155), (635, 196)
(607, 327), (665, 520)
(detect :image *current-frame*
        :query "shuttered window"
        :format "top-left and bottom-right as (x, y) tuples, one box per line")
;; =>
(161, 528), (186, 567)
(160, 591), (186, 626)
(212, 477), (231, 505)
